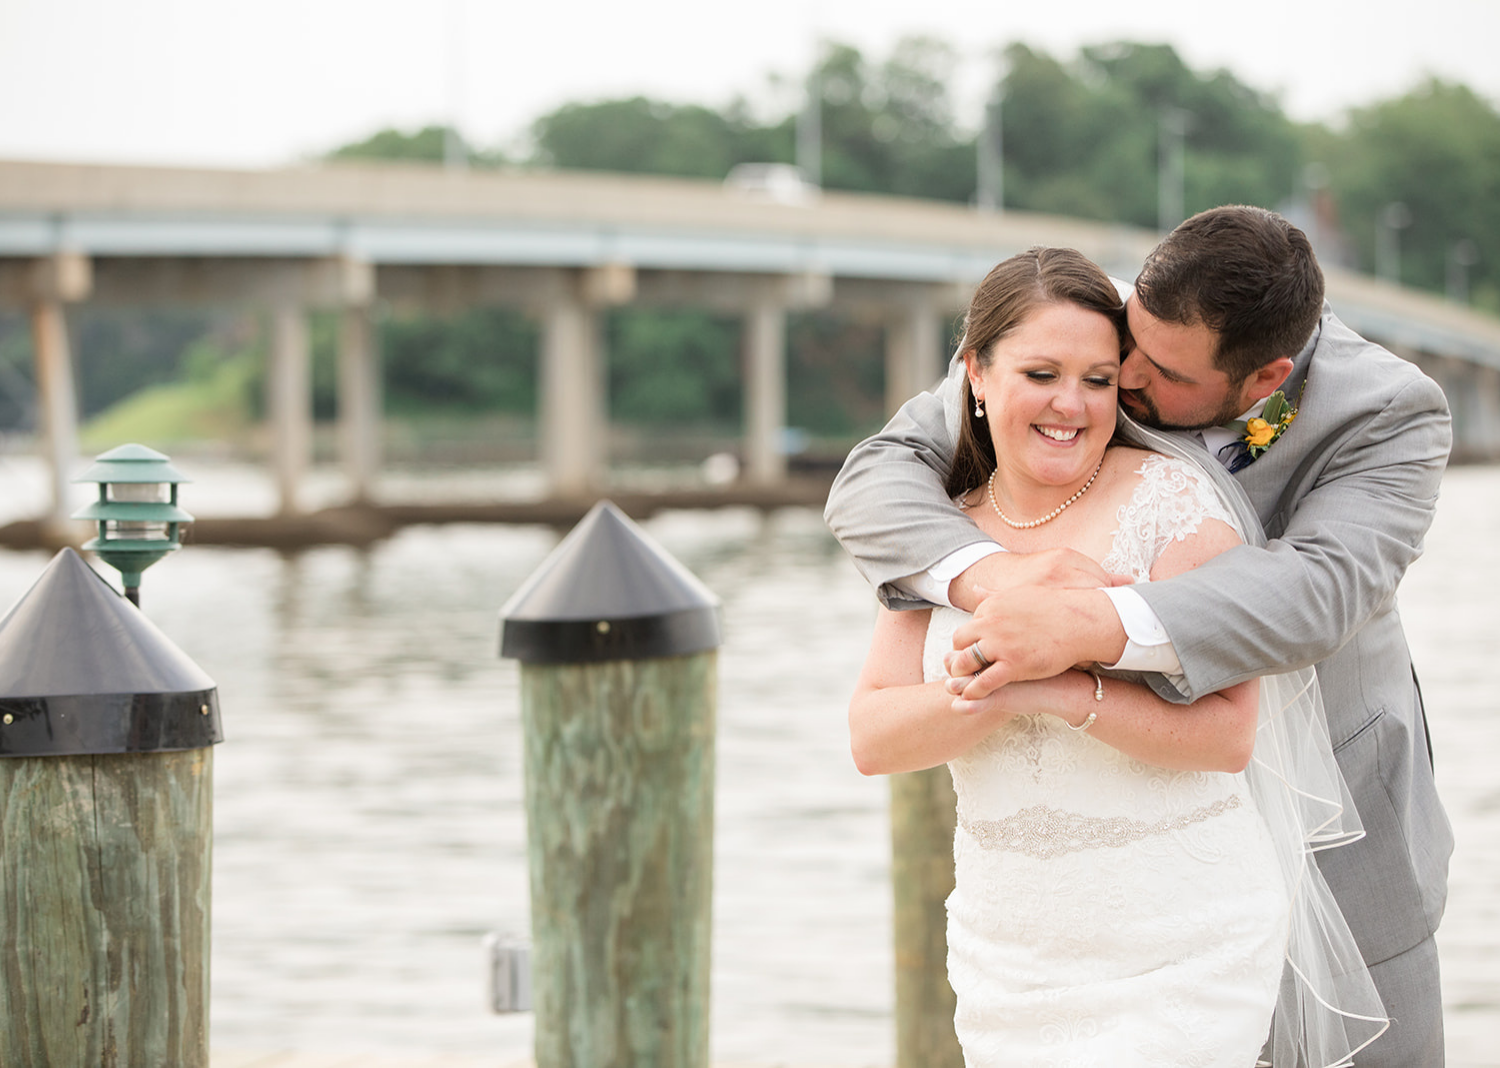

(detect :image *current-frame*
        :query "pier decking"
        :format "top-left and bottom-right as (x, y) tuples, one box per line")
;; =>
(0, 476), (838, 551)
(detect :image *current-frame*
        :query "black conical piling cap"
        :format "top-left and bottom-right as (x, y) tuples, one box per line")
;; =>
(500, 500), (722, 664)
(0, 548), (221, 756)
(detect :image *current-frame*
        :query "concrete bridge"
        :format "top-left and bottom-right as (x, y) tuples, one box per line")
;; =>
(2, 158), (1499, 527)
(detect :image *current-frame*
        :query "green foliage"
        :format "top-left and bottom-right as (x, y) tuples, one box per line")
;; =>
(327, 125), (499, 167)
(997, 41), (1301, 228)
(0, 308), (257, 433)
(810, 38), (974, 202)
(380, 308), (538, 415)
(532, 99), (772, 178)
(0, 314), (34, 430)
(787, 312), (887, 436)
(523, 39), (977, 203)
(79, 351), (259, 450)
(607, 310), (741, 425)
(320, 39), (1494, 316)
(80, 337), (260, 449)
(998, 44), (1144, 220)
(71, 309), (224, 417)
(1315, 79), (1500, 307)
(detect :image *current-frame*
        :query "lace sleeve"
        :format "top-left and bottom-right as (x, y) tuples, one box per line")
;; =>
(1104, 454), (1238, 582)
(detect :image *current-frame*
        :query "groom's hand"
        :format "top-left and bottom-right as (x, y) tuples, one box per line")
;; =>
(948, 548), (1130, 614)
(943, 587), (1127, 699)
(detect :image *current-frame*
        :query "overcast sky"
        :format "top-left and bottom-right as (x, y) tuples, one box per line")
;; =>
(1, 0), (1496, 169)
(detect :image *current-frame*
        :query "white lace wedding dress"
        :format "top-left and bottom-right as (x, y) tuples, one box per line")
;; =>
(926, 454), (1289, 1067)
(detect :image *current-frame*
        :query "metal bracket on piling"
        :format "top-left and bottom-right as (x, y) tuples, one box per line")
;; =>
(482, 933), (533, 1013)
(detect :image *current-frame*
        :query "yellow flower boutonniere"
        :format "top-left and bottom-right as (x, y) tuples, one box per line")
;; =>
(1232, 390), (1297, 460)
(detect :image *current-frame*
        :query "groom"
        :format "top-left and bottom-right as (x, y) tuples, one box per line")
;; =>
(824, 206), (1452, 1066)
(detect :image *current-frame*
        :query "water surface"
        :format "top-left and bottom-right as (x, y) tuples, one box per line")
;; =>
(0, 457), (1492, 1064)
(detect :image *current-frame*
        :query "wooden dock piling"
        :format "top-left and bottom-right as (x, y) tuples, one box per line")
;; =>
(0, 548), (222, 1067)
(890, 766), (963, 1068)
(0, 750), (213, 1066)
(501, 501), (722, 1068)
(520, 653), (716, 1067)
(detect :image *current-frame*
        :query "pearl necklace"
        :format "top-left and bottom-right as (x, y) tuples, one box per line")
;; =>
(988, 456), (1104, 529)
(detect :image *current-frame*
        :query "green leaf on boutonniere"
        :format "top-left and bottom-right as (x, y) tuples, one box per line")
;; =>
(1261, 390), (1290, 425)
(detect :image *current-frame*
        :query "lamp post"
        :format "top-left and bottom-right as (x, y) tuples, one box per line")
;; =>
(976, 92), (1003, 213)
(1158, 106), (1191, 233)
(798, 42), (823, 189)
(1448, 239), (1480, 303)
(1376, 202), (1412, 284)
(975, 48), (1010, 214)
(71, 443), (193, 606)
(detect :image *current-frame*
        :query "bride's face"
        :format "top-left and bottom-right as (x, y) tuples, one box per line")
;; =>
(966, 300), (1120, 492)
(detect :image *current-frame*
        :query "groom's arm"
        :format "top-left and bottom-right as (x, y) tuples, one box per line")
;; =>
(826, 362), (1135, 611)
(950, 373), (1451, 702)
(1131, 374), (1450, 701)
(824, 362), (995, 610)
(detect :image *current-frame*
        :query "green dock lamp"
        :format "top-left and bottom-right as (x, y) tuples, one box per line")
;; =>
(71, 444), (194, 607)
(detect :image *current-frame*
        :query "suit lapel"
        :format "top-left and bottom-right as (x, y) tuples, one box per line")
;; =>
(1231, 317), (1322, 534)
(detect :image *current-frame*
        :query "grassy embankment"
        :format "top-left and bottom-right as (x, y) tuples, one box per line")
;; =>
(80, 351), (256, 454)
(78, 352), (540, 463)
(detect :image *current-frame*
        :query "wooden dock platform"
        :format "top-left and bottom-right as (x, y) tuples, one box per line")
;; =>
(0, 476), (837, 552)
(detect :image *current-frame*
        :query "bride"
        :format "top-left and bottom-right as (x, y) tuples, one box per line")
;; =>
(847, 248), (1386, 1067)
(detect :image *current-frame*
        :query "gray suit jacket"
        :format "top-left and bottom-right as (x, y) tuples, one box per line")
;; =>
(824, 306), (1454, 966)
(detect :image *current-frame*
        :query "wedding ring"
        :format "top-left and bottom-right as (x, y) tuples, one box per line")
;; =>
(969, 641), (993, 672)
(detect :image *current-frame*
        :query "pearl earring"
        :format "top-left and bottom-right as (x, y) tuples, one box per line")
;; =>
(974, 397), (985, 419)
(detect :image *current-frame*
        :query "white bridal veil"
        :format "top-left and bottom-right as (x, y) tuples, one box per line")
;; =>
(1116, 413), (1391, 1068)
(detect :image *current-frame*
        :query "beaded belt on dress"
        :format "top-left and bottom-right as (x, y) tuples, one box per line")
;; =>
(960, 796), (1243, 859)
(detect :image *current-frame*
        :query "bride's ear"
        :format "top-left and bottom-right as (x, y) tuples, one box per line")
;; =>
(962, 349), (983, 397)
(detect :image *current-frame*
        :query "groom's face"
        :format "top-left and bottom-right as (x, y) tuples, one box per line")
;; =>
(1119, 297), (1252, 431)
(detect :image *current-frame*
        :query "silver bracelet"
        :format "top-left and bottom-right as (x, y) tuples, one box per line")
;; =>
(1068, 671), (1103, 732)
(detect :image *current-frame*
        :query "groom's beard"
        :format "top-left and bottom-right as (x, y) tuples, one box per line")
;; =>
(1120, 388), (1246, 432)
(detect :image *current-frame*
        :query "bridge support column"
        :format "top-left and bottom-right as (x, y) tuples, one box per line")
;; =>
(268, 305), (312, 516)
(538, 265), (634, 496)
(1470, 364), (1500, 460)
(885, 301), (946, 416)
(1445, 358), (1479, 458)
(31, 302), (81, 528)
(27, 253), (91, 531)
(743, 299), (787, 485)
(338, 305), (381, 503)
(1426, 354), (1500, 462)
(540, 295), (605, 496)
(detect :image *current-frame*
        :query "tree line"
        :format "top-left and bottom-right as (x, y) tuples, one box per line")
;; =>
(335, 37), (1499, 307)
(327, 38), (1500, 444)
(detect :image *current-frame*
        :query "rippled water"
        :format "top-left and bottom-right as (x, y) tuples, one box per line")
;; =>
(0, 457), (1494, 1065)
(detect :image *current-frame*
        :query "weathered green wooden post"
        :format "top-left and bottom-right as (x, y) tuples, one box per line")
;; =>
(0, 547), (222, 1067)
(500, 500), (721, 1068)
(890, 768), (963, 1068)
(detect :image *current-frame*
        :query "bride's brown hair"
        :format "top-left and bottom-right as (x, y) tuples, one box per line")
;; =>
(946, 248), (1129, 498)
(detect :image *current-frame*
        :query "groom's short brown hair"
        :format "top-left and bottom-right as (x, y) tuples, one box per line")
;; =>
(1134, 206), (1325, 383)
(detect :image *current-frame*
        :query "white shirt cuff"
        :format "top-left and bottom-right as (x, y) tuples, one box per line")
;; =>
(1100, 586), (1184, 676)
(901, 542), (1007, 608)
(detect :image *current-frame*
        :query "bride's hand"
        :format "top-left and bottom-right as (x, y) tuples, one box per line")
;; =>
(948, 547), (1130, 614)
(943, 587), (1127, 698)
(948, 675), (1061, 719)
